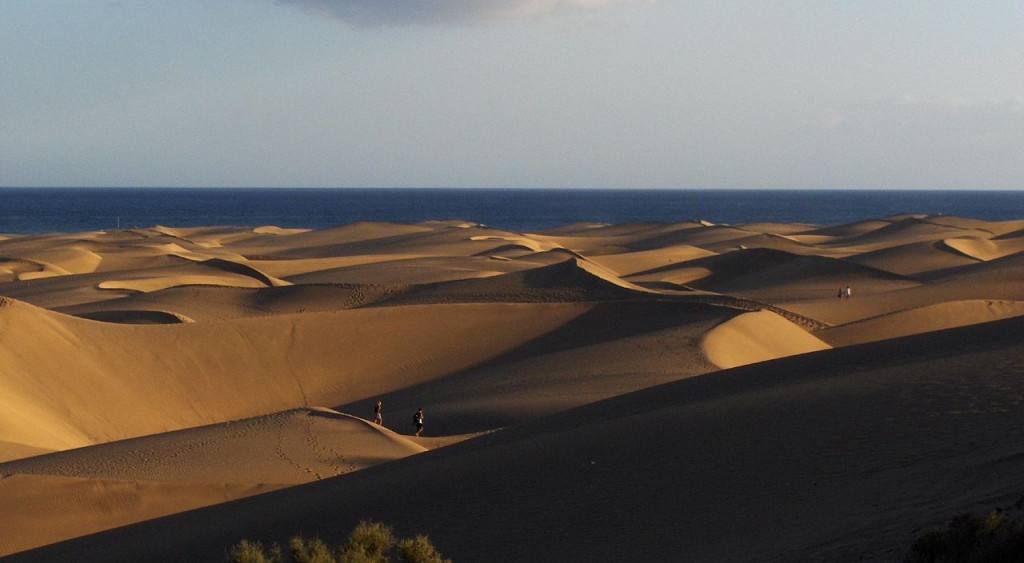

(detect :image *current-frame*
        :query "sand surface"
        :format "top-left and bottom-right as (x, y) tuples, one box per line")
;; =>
(2, 214), (1023, 561)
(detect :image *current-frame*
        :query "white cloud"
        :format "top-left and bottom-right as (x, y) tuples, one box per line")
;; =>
(274, 0), (651, 26)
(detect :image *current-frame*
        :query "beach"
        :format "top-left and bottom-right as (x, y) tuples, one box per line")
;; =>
(2, 213), (1024, 561)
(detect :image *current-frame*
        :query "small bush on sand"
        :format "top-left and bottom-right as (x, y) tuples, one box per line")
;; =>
(290, 535), (335, 563)
(339, 520), (395, 563)
(228, 520), (450, 563)
(397, 534), (449, 563)
(229, 539), (281, 563)
(904, 512), (1024, 562)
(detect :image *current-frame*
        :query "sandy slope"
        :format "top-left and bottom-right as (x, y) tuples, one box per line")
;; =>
(12, 316), (1024, 563)
(0, 408), (426, 485)
(2, 215), (1023, 561)
(818, 299), (1024, 346)
(0, 474), (273, 557)
(0, 408), (433, 554)
(0, 298), (598, 453)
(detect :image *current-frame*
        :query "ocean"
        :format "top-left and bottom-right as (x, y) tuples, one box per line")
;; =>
(0, 188), (1021, 235)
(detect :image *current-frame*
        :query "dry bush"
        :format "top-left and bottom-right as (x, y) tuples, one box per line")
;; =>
(228, 521), (450, 563)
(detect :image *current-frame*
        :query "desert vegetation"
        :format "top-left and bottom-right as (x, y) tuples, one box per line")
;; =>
(228, 520), (450, 563)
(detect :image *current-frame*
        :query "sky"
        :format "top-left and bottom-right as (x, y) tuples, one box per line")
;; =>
(1, 1), (1022, 189)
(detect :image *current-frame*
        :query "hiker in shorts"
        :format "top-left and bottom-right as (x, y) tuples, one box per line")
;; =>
(373, 400), (383, 425)
(414, 408), (424, 437)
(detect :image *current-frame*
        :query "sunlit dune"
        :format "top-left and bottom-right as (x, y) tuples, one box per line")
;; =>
(702, 309), (831, 369)
(0, 408), (427, 485)
(585, 244), (716, 277)
(468, 233), (561, 253)
(941, 235), (1024, 262)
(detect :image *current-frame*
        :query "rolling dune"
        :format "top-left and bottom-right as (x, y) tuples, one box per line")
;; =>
(12, 316), (1024, 562)
(0, 298), (598, 454)
(1, 215), (1022, 561)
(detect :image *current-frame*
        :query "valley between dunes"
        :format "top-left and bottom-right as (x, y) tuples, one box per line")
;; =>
(2, 214), (1024, 561)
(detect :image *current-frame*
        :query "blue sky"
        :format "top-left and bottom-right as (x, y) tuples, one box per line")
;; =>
(1, 1), (1022, 189)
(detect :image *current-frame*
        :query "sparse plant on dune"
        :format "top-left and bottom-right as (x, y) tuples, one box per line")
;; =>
(228, 520), (451, 563)
(904, 511), (1024, 562)
(397, 534), (450, 563)
(229, 539), (282, 563)
(339, 520), (395, 563)
(290, 535), (335, 563)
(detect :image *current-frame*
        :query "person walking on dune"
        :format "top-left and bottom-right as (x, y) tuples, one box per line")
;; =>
(373, 400), (383, 425)
(413, 408), (424, 437)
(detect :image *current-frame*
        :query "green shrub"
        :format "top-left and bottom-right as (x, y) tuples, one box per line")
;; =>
(905, 512), (1024, 562)
(227, 520), (449, 563)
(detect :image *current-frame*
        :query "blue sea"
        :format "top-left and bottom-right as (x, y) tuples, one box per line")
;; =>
(0, 188), (1021, 235)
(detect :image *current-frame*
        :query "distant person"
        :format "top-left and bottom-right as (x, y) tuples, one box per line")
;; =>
(837, 287), (843, 299)
(373, 400), (383, 425)
(413, 408), (424, 437)
(845, 286), (851, 299)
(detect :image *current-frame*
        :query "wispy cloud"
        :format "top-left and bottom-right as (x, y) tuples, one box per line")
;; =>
(275, 0), (650, 26)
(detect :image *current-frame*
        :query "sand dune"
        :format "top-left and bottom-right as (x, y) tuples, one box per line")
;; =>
(245, 255), (423, 278)
(282, 255), (528, 285)
(820, 215), (992, 252)
(0, 298), (600, 454)
(941, 235), (1024, 261)
(585, 244), (716, 277)
(794, 218), (897, 238)
(818, 299), (1024, 346)
(0, 473), (273, 556)
(0, 408), (426, 485)
(845, 240), (980, 276)
(74, 309), (195, 324)
(702, 309), (831, 369)
(13, 315), (1024, 562)
(2, 214), (1023, 561)
(468, 233), (561, 253)
(0, 257), (67, 282)
(93, 257), (290, 293)
(672, 247), (919, 301)
(59, 286), (295, 322)
(0, 441), (53, 463)
(0, 407), (441, 553)
(526, 221), (714, 255)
